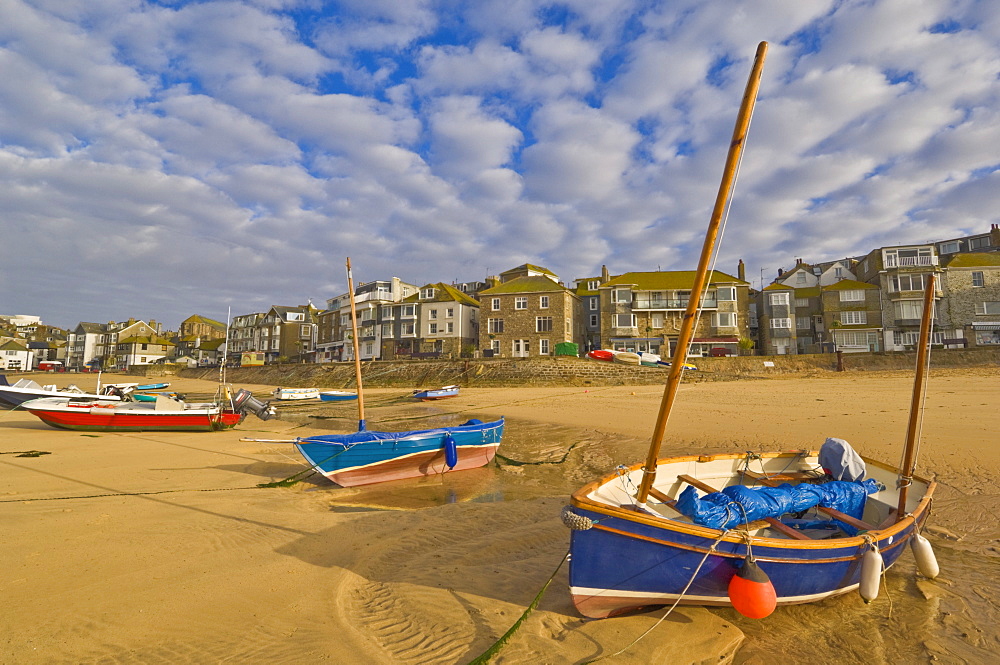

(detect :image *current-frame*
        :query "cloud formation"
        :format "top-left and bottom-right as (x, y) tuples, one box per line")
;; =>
(1, 0), (998, 329)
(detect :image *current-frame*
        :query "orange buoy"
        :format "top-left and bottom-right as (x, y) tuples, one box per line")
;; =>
(728, 558), (777, 618)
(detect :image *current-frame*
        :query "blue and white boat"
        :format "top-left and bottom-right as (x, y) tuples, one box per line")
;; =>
(412, 384), (459, 400)
(293, 417), (504, 487)
(247, 258), (503, 487)
(563, 43), (937, 620)
(319, 390), (358, 402)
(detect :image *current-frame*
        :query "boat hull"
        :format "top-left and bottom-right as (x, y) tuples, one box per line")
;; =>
(273, 388), (320, 400)
(413, 386), (459, 400)
(319, 391), (358, 402)
(22, 399), (241, 432)
(294, 418), (504, 487)
(568, 452), (934, 617)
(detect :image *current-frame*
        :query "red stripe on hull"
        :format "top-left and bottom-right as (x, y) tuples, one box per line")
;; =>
(29, 409), (240, 432)
(325, 444), (498, 487)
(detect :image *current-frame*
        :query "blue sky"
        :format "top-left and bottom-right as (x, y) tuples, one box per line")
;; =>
(2, 0), (998, 329)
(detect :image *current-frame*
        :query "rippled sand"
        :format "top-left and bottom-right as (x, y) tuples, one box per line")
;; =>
(1, 367), (997, 664)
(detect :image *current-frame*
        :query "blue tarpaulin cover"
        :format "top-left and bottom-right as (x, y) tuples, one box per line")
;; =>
(675, 479), (880, 535)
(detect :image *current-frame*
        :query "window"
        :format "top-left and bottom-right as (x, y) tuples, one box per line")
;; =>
(939, 241), (960, 254)
(975, 302), (1000, 315)
(840, 311), (867, 325)
(446, 308), (454, 317)
(713, 312), (737, 328)
(834, 267), (844, 279)
(515, 297), (527, 310)
(288, 312), (305, 322)
(770, 318), (791, 329)
(589, 314), (598, 327)
(491, 340), (501, 353)
(970, 236), (990, 250)
(612, 289), (631, 303)
(769, 292), (789, 306)
(402, 323), (415, 336)
(796, 272), (806, 284)
(588, 280), (599, 290)
(615, 314), (636, 328)
(446, 322), (454, 333)
(428, 323), (438, 335)
(539, 296), (549, 309)
(891, 274), (925, 292)
(840, 290), (865, 301)
(536, 316), (553, 332)
(421, 287), (435, 299)
(488, 318), (504, 334)
(972, 271), (985, 287)
(717, 287), (736, 301)
(382, 324), (392, 338)
(794, 298), (809, 308)
(589, 297), (598, 310)
(381, 306), (393, 318)
(895, 331), (945, 346)
(796, 316), (811, 329)
(539, 339), (550, 355)
(364, 342), (374, 355)
(140, 343), (148, 350)
(491, 298), (501, 311)
(894, 300), (924, 320)
(860, 259), (869, 274)
(401, 305), (415, 317)
(429, 309), (438, 319)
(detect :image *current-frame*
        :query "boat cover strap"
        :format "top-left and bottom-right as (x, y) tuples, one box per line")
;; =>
(300, 419), (493, 445)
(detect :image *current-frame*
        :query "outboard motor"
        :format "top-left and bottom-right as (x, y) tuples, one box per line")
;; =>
(231, 389), (277, 421)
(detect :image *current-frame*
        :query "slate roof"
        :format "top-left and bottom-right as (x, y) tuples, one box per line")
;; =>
(603, 270), (747, 290)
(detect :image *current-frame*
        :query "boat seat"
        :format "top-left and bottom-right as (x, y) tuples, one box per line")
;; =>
(676, 474), (812, 540)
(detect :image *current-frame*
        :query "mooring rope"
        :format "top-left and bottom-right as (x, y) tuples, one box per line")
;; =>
(466, 550), (570, 665)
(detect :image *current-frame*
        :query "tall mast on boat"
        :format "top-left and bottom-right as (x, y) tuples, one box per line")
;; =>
(896, 273), (936, 519)
(345, 257), (366, 431)
(635, 41), (768, 506)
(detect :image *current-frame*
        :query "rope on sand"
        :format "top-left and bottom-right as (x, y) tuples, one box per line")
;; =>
(466, 550), (570, 665)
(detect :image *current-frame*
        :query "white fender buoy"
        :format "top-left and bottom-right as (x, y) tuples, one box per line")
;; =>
(911, 533), (939, 579)
(859, 547), (883, 603)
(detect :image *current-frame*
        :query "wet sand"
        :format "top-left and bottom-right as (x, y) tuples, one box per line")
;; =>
(1, 368), (998, 664)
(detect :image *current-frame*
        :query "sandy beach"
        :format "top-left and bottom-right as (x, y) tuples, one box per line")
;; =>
(2, 367), (998, 664)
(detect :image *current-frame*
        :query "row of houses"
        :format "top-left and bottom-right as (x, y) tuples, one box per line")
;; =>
(4, 225), (999, 371)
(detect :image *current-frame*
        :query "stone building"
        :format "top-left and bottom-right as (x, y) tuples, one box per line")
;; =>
(942, 252), (1000, 347)
(600, 270), (751, 357)
(477, 265), (583, 357)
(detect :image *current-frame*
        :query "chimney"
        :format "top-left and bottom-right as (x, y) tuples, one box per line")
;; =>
(738, 259), (745, 282)
(601, 265), (610, 282)
(777, 268), (784, 277)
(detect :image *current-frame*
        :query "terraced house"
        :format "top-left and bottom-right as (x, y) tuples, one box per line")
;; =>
(598, 270), (751, 357)
(477, 264), (583, 357)
(941, 252), (1000, 347)
(381, 283), (479, 358)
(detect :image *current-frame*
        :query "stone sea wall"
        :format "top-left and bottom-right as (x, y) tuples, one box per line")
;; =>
(170, 347), (1000, 388)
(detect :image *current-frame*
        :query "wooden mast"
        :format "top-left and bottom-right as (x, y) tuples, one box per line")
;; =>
(345, 257), (367, 431)
(635, 41), (768, 506)
(896, 272), (936, 519)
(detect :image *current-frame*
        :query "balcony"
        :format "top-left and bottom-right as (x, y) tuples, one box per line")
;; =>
(884, 255), (938, 268)
(632, 298), (717, 310)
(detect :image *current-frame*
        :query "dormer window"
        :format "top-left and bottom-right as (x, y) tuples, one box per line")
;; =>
(288, 312), (305, 322)
(421, 287), (436, 299)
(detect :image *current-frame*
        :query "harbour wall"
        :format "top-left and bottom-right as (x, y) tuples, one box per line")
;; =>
(168, 348), (1000, 389)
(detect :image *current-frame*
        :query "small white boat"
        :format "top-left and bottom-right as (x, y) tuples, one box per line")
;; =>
(272, 387), (320, 400)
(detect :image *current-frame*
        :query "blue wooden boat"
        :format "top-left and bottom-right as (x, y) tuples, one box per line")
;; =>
(412, 385), (459, 400)
(136, 382), (170, 391)
(319, 390), (358, 402)
(293, 417), (504, 487)
(563, 43), (937, 619)
(246, 258), (503, 487)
